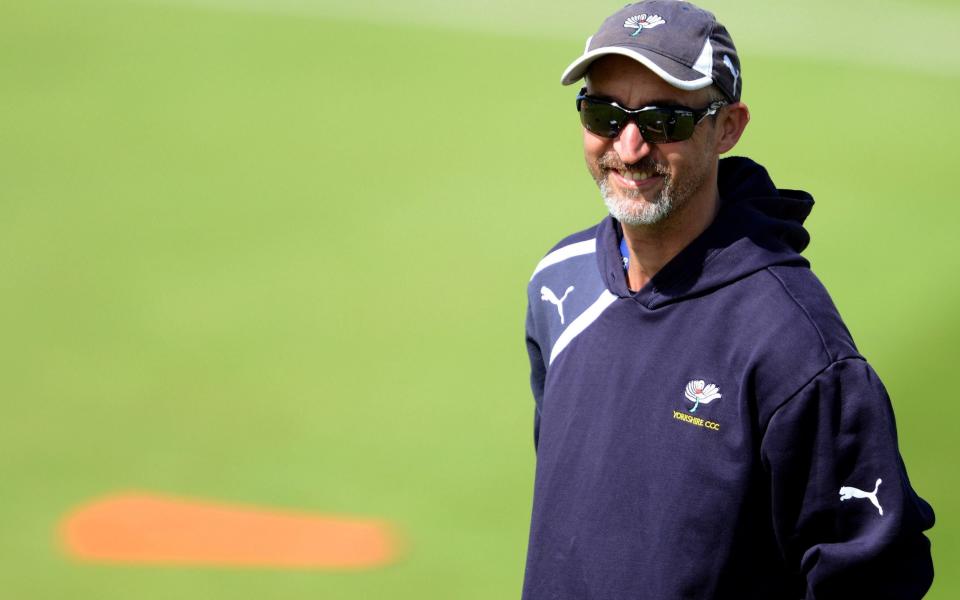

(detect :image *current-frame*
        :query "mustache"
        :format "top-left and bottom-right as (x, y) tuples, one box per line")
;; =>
(597, 153), (668, 174)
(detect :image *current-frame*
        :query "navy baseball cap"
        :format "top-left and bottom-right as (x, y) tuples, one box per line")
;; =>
(560, 0), (742, 102)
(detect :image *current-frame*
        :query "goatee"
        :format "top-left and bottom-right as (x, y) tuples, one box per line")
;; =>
(596, 155), (674, 226)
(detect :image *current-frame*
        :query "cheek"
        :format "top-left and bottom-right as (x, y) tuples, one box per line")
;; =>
(657, 142), (703, 173)
(639, 143), (679, 172)
(583, 131), (609, 165)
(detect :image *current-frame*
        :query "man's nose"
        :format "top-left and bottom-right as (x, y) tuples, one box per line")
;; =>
(614, 121), (651, 165)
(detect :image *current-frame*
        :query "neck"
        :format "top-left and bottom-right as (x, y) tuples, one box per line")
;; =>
(621, 182), (720, 291)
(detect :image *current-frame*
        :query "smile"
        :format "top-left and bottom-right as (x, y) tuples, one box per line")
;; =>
(609, 169), (663, 189)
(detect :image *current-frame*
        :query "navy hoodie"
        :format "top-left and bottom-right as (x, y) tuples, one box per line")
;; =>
(523, 157), (935, 599)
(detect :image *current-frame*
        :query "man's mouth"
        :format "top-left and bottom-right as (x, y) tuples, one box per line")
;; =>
(609, 168), (663, 188)
(620, 169), (654, 181)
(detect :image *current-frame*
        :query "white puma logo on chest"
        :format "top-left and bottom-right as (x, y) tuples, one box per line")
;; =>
(540, 285), (575, 325)
(839, 478), (883, 516)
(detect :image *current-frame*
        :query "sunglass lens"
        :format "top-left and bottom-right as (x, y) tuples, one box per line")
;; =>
(579, 99), (625, 138)
(635, 109), (695, 144)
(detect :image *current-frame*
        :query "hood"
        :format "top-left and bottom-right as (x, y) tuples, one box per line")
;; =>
(597, 156), (814, 308)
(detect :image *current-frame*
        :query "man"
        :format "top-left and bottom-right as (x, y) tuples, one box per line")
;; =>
(522, 1), (935, 598)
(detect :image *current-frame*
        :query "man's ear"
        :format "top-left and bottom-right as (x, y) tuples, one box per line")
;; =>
(715, 102), (750, 154)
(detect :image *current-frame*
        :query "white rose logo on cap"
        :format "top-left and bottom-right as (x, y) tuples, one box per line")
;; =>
(623, 14), (665, 37)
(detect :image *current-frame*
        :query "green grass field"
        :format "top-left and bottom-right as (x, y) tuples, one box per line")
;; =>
(2, 0), (958, 597)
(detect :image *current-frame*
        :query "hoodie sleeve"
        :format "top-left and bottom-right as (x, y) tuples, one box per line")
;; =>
(526, 303), (546, 452)
(760, 358), (934, 599)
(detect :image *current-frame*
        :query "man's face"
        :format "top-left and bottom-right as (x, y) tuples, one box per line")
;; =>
(583, 55), (720, 227)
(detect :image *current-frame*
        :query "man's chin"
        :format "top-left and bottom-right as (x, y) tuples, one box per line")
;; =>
(602, 187), (673, 226)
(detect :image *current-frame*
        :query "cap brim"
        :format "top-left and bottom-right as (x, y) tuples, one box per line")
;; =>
(560, 47), (713, 90)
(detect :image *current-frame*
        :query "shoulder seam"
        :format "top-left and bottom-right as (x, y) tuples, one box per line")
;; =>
(764, 356), (867, 431)
(763, 266), (833, 361)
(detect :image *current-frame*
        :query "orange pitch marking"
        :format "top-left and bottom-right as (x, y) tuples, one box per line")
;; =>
(60, 493), (400, 569)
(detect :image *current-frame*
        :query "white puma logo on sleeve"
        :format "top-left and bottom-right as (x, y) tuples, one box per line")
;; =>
(839, 478), (883, 516)
(540, 285), (575, 325)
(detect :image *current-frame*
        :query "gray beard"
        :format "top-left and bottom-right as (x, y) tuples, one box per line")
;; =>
(600, 180), (675, 226)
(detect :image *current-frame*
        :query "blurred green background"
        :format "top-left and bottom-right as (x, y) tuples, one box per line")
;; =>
(2, 0), (957, 597)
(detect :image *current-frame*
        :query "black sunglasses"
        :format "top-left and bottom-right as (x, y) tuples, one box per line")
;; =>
(576, 87), (727, 143)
